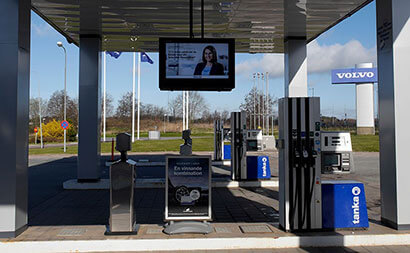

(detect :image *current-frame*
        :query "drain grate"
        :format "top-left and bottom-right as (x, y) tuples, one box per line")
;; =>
(57, 228), (87, 236)
(214, 227), (232, 233)
(239, 225), (272, 233)
(146, 228), (164, 234)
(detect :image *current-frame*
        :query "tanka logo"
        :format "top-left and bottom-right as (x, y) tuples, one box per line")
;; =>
(352, 186), (361, 224)
(262, 157), (267, 177)
(336, 72), (375, 79)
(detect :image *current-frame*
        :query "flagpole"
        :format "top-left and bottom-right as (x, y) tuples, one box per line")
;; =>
(38, 82), (43, 149)
(186, 91), (189, 129)
(132, 52), (136, 142)
(266, 72), (269, 135)
(182, 91), (185, 130)
(137, 52), (141, 140)
(103, 51), (106, 142)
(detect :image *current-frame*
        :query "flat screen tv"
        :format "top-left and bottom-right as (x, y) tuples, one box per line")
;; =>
(159, 38), (235, 91)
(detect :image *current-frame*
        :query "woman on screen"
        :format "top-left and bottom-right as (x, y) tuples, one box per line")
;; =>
(194, 45), (225, 76)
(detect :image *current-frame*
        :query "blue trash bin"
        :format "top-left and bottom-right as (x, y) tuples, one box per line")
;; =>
(223, 144), (231, 160)
(246, 156), (271, 179)
(322, 180), (369, 229)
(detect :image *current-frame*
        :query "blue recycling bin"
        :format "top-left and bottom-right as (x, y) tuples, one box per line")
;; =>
(223, 144), (231, 160)
(246, 156), (271, 179)
(322, 180), (369, 229)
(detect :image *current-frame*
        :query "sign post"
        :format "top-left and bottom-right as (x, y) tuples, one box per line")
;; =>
(164, 155), (212, 234)
(34, 127), (38, 144)
(60, 120), (70, 150)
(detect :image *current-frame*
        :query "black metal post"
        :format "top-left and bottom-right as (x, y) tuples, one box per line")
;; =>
(189, 0), (193, 38)
(201, 0), (204, 38)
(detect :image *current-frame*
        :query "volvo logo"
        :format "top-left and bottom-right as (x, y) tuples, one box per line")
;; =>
(331, 68), (377, 84)
(336, 72), (375, 79)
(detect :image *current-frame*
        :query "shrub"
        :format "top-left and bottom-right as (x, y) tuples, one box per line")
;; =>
(42, 119), (63, 141)
(41, 119), (77, 142)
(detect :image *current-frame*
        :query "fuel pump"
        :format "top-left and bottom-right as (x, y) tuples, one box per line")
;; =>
(231, 111), (247, 180)
(278, 97), (322, 231)
(214, 120), (224, 161)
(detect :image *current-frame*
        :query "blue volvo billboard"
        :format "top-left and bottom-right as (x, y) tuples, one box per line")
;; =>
(331, 68), (378, 84)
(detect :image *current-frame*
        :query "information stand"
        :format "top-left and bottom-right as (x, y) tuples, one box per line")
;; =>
(164, 155), (212, 234)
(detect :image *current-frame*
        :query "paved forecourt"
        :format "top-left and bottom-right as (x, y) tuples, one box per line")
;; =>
(0, 152), (408, 252)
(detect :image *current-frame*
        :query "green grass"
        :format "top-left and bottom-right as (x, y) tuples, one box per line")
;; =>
(29, 132), (380, 155)
(130, 137), (214, 152)
(104, 131), (213, 138)
(30, 146), (79, 155)
(29, 136), (214, 155)
(351, 134), (379, 152)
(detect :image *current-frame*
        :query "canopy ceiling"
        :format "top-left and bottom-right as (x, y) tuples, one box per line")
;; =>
(32, 0), (372, 53)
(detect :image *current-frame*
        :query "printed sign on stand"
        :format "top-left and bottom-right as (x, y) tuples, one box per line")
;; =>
(165, 156), (211, 220)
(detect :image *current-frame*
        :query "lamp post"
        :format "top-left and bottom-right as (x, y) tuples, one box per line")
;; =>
(309, 87), (315, 97)
(164, 114), (167, 133)
(57, 41), (67, 152)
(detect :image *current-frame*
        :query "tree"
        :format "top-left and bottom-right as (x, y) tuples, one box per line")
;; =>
(115, 92), (135, 118)
(168, 91), (209, 120)
(140, 103), (166, 119)
(239, 87), (277, 128)
(168, 97), (179, 119)
(102, 93), (114, 118)
(188, 91), (208, 119)
(29, 97), (48, 127)
(200, 109), (230, 123)
(46, 90), (78, 126)
(115, 92), (168, 122)
(221, 110), (230, 122)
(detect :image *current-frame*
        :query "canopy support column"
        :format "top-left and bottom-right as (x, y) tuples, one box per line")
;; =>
(78, 35), (102, 181)
(377, 0), (410, 230)
(284, 0), (308, 98)
(0, 0), (30, 238)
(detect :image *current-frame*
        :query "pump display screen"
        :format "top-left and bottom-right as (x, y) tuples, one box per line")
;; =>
(159, 38), (235, 91)
(324, 154), (341, 167)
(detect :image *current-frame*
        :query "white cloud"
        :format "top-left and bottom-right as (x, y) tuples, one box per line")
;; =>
(236, 54), (284, 78)
(235, 40), (376, 78)
(32, 22), (53, 36)
(307, 40), (376, 73)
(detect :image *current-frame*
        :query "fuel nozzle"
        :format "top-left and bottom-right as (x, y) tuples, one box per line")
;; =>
(294, 149), (300, 158)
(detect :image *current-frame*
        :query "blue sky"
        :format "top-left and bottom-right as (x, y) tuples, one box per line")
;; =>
(30, 2), (377, 119)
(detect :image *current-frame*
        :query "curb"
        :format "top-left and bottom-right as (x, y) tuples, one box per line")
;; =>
(2, 233), (410, 253)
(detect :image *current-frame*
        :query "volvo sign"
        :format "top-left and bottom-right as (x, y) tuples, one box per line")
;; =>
(331, 68), (378, 84)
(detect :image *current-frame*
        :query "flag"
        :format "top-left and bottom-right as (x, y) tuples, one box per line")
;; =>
(106, 51), (122, 59)
(141, 52), (154, 64)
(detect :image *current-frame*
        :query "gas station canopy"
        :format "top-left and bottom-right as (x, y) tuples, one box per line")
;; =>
(32, 0), (371, 53)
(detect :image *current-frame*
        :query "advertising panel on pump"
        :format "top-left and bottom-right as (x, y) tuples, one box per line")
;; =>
(165, 156), (211, 220)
